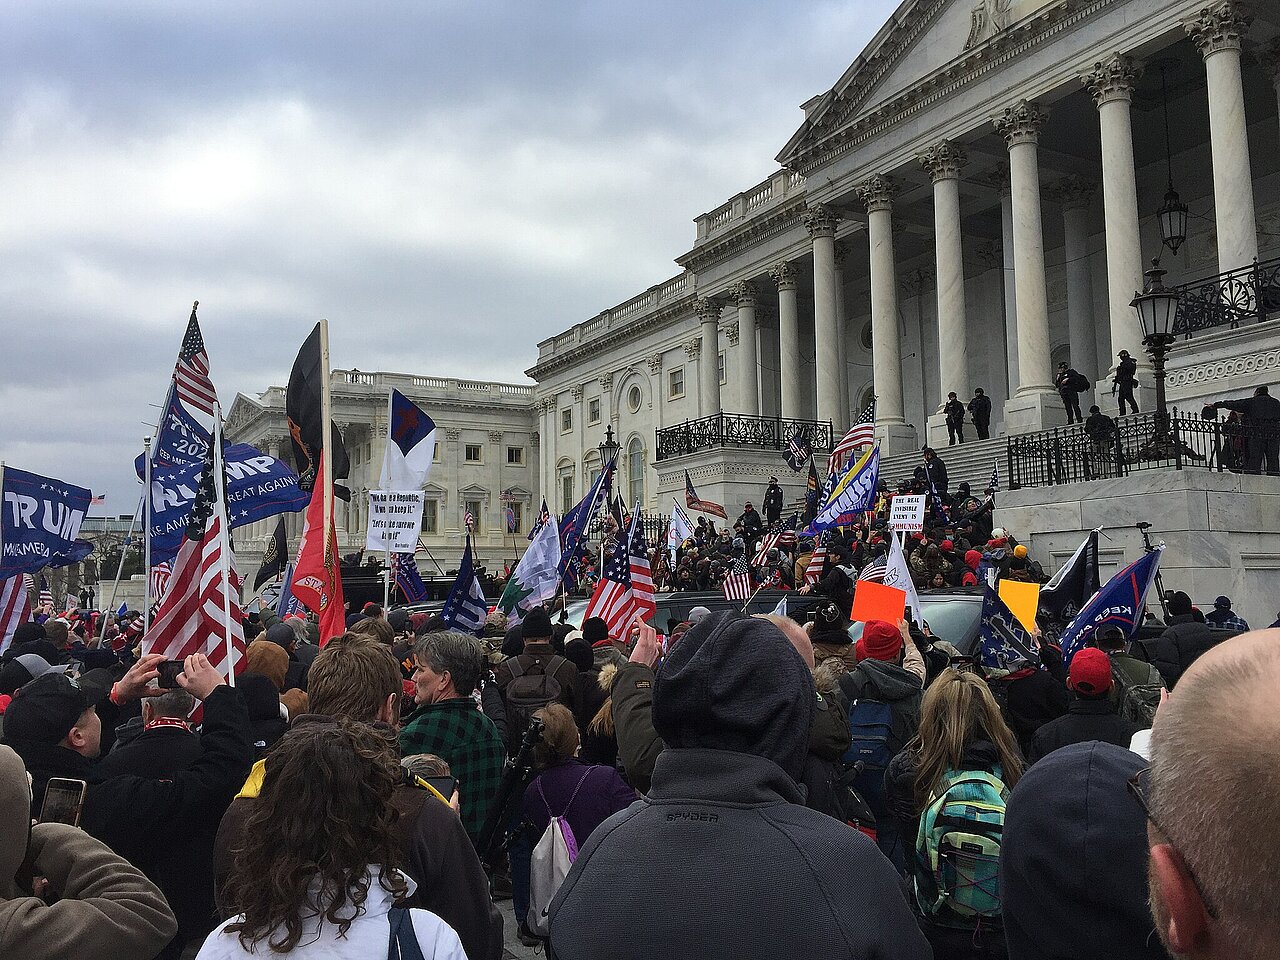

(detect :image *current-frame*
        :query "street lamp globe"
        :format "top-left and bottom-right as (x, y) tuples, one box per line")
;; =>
(598, 424), (620, 467)
(1131, 260), (1179, 340)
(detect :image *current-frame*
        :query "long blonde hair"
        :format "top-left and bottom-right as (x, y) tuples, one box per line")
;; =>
(910, 670), (1023, 810)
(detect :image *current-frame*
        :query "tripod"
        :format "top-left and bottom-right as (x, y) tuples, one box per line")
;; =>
(1135, 522), (1169, 622)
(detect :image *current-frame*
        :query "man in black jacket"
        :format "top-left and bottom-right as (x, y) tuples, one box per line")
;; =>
(1029, 648), (1138, 762)
(762, 477), (783, 524)
(1055, 362), (1084, 424)
(552, 613), (929, 960)
(1113, 350), (1139, 415)
(1211, 384), (1280, 475)
(1138, 590), (1220, 688)
(919, 446), (949, 498)
(969, 387), (992, 440)
(943, 392), (966, 445)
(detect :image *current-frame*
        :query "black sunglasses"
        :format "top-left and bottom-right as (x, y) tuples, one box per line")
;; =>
(1127, 767), (1219, 921)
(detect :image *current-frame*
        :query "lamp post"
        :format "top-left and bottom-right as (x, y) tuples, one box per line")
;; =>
(597, 424), (620, 470)
(1131, 259), (1181, 458)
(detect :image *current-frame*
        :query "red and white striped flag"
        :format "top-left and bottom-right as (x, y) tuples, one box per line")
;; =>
(144, 421), (244, 677)
(172, 302), (218, 416)
(804, 537), (830, 587)
(752, 530), (782, 568)
(828, 398), (877, 477)
(0, 575), (32, 654)
(149, 562), (172, 605)
(464, 510), (475, 532)
(721, 556), (754, 602)
(582, 505), (655, 637)
(858, 557), (888, 584)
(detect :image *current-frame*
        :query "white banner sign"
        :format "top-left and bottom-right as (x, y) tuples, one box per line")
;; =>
(888, 494), (926, 533)
(365, 490), (426, 552)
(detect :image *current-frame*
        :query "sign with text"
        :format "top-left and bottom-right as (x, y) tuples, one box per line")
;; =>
(365, 490), (425, 552)
(888, 494), (926, 532)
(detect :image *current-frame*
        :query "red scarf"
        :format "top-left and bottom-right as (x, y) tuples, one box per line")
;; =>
(144, 716), (192, 733)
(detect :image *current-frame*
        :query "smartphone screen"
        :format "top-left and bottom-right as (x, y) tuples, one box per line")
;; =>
(423, 776), (458, 800)
(40, 778), (88, 826)
(157, 660), (185, 689)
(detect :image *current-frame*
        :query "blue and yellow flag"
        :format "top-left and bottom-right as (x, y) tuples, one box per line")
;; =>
(802, 445), (879, 537)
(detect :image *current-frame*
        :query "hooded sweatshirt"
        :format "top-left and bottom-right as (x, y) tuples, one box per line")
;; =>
(0, 745), (176, 960)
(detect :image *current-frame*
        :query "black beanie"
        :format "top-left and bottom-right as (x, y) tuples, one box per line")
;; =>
(521, 606), (552, 642)
(652, 611), (815, 782)
(1000, 741), (1170, 960)
(581, 617), (609, 645)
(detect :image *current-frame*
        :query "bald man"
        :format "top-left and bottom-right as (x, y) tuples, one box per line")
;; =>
(1145, 628), (1280, 959)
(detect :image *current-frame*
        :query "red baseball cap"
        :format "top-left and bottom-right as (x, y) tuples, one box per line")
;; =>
(1068, 647), (1113, 696)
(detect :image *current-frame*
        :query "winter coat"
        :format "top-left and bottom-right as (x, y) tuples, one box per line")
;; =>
(493, 641), (580, 718)
(520, 759), (636, 850)
(1029, 697), (1140, 763)
(835, 660), (923, 772)
(810, 629), (857, 673)
(1138, 614), (1221, 688)
(968, 394), (992, 425)
(548, 749), (931, 960)
(578, 663), (619, 768)
(1108, 652), (1164, 712)
(885, 739), (1007, 856)
(989, 668), (1070, 757)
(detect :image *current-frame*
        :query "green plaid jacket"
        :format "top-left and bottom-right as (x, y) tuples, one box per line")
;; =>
(400, 697), (506, 844)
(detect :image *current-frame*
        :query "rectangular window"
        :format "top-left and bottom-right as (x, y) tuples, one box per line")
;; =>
(465, 499), (483, 534)
(464, 444), (482, 463)
(561, 408), (573, 432)
(588, 398), (601, 424)
(668, 368), (685, 400)
(421, 499), (439, 535)
(506, 446), (524, 465)
(508, 502), (523, 534)
(433, 441), (441, 462)
(718, 351), (726, 385)
(560, 474), (574, 515)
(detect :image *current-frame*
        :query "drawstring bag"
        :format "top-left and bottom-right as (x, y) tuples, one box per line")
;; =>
(527, 768), (593, 937)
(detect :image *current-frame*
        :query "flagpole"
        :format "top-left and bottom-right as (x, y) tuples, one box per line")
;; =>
(383, 387), (392, 610)
(213, 405), (236, 686)
(0, 461), (6, 568)
(100, 494), (143, 645)
(319, 319), (336, 624)
(143, 436), (153, 633)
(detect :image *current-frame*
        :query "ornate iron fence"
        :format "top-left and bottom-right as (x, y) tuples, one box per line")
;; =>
(586, 510), (668, 545)
(1171, 254), (1280, 338)
(1005, 409), (1279, 489)
(655, 413), (833, 461)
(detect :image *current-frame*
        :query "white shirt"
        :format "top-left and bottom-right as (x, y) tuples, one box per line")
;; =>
(194, 871), (466, 960)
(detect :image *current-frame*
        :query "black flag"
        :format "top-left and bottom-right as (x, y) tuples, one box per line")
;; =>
(254, 516), (289, 590)
(285, 322), (350, 496)
(1039, 529), (1101, 621)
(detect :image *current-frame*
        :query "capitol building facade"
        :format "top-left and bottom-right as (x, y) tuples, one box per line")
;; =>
(229, 0), (1280, 623)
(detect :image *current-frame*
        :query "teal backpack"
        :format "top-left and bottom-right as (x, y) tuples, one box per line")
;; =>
(914, 766), (1008, 920)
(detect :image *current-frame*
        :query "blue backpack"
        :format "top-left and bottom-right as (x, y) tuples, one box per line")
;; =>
(842, 699), (894, 807)
(914, 767), (1008, 920)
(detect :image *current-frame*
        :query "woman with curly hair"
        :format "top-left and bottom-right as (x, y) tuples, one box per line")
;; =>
(195, 717), (465, 959)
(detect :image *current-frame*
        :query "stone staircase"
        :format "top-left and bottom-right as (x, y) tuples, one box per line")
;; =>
(878, 436), (1009, 494)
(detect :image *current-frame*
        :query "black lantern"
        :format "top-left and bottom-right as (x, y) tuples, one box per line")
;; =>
(1131, 259), (1181, 457)
(598, 424), (620, 467)
(1156, 60), (1188, 255)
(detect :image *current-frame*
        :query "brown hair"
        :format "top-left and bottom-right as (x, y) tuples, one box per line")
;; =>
(224, 718), (406, 952)
(245, 639), (288, 690)
(532, 703), (579, 771)
(910, 670), (1024, 810)
(350, 616), (396, 646)
(306, 633), (402, 722)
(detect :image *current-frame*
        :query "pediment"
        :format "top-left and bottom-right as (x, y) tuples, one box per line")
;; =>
(458, 483), (490, 499)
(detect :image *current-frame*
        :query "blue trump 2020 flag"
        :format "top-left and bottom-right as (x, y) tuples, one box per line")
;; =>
(559, 458), (614, 589)
(392, 552), (429, 604)
(1060, 545), (1164, 666)
(442, 536), (488, 634)
(0, 467), (94, 578)
(144, 443), (310, 564)
(978, 583), (1040, 671)
(151, 390), (212, 470)
(803, 445), (879, 537)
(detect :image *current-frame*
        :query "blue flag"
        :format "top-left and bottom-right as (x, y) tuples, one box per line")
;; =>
(149, 389), (212, 470)
(803, 446), (878, 537)
(978, 584), (1040, 671)
(392, 552), (429, 603)
(0, 467), (94, 578)
(558, 458), (615, 588)
(116, 601), (128, 618)
(527, 498), (550, 542)
(1060, 546), (1164, 666)
(143, 443), (309, 564)
(441, 536), (488, 634)
(276, 562), (304, 619)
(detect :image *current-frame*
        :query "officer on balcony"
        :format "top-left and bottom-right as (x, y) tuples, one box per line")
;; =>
(763, 477), (783, 525)
(1112, 350), (1139, 416)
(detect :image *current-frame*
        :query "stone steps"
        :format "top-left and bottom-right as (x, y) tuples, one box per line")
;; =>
(878, 436), (1009, 494)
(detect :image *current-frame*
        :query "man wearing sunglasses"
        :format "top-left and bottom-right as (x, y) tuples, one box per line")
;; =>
(1142, 628), (1280, 958)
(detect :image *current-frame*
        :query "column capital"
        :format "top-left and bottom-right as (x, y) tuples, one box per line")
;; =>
(732, 280), (758, 307)
(694, 296), (723, 323)
(722, 321), (740, 346)
(769, 260), (799, 291)
(1044, 174), (1098, 210)
(598, 372), (613, 391)
(1185, 1), (1250, 57)
(993, 99), (1049, 147)
(856, 174), (899, 213)
(647, 352), (664, 374)
(1083, 53), (1140, 105)
(488, 431), (504, 444)
(919, 139), (968, 182)
(803, 202), (839, 239)
(570, 384), (584, 402)
(684, 338), (702, 360)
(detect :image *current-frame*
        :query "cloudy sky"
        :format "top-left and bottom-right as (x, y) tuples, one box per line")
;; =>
(0, 0), (895, 510)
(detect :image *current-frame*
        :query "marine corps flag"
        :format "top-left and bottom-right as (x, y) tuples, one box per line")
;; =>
(291, 451), (346, 645)
(254, 516), (289, 590)
(286, 322), (351, 496)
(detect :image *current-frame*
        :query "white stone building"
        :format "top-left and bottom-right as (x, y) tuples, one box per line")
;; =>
(224, 370), (539, 580)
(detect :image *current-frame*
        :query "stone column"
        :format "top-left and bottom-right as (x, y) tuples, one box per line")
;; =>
(1084, 53), (1145, 384)
(806, 203), (842, 430)
(1186, 2), (1258, 273)
(856, 174), (915, 453)
(920, 140), (969, 445)
(770, 261), (802, 420)
(489, 430), (504, 538)
(994, 100), (1061, 432)
(444, 427), (461, 534)
(734, 282), (760, 416)
(833, 241), (852, 433)
(1048, 176), (1100, 382)
(598, 372), (614, 428)
(1262, 41), (1280, 144)
(998, 175), (1019, 401)
(695, 297), (722, 419)
(647, 354), (665, 432)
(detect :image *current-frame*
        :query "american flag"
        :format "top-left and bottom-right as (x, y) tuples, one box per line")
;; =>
(464, 510), (475, 532)
(143, 426), (245, 677)
(988, 462), (1000, 493)
(172, 302), (218, 416)
(804, 534), (830, 587)
(583, 506), (655, 636)
(721, 556), (754, 602)
(752, 530), (782, 568)
(858, 556), (888, 583)
(37, 576), (53, 608)
(0, 574), (32, 655)
(149, 562), (172, 606)
(685, 470), (727, 520)
(828, 398), (877, 477)
(527, 498), (550, 542)
(785, 433), (812, 472)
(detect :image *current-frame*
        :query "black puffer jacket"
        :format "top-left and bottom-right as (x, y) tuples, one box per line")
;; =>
(835, 660), (923, 773)
(1137, 614), (1220, 688)
(1029, 697), (1140, 763)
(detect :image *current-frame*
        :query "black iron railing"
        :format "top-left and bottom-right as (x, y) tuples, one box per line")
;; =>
(586, 510), (668, 546)
(655, 413), (833, 461)
(1005, 409), (1279, 489)
(1171, 254), (1280, 338)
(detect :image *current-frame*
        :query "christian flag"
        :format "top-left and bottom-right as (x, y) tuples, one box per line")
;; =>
(381, 389), (436, 490)
(291, 451), (347, 645)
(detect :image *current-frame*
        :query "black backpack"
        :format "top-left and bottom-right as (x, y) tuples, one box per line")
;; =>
(1071, 371), (1090, 392)
(505, 655), (568, 741)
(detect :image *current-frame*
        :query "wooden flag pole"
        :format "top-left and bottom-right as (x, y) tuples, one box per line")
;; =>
(318, 319), (336, 622)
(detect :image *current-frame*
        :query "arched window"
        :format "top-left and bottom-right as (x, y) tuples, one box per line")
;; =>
(583, 450), (602, 491)
(628, 437), (645, 506)
(557, 459), (575, 515)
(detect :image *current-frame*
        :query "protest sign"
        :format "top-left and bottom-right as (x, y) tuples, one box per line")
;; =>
(998, 579), (1040, 632)
(365, 490), (426, 552)
(888, 494), (926, 533)
(850, 579), (908, 624)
